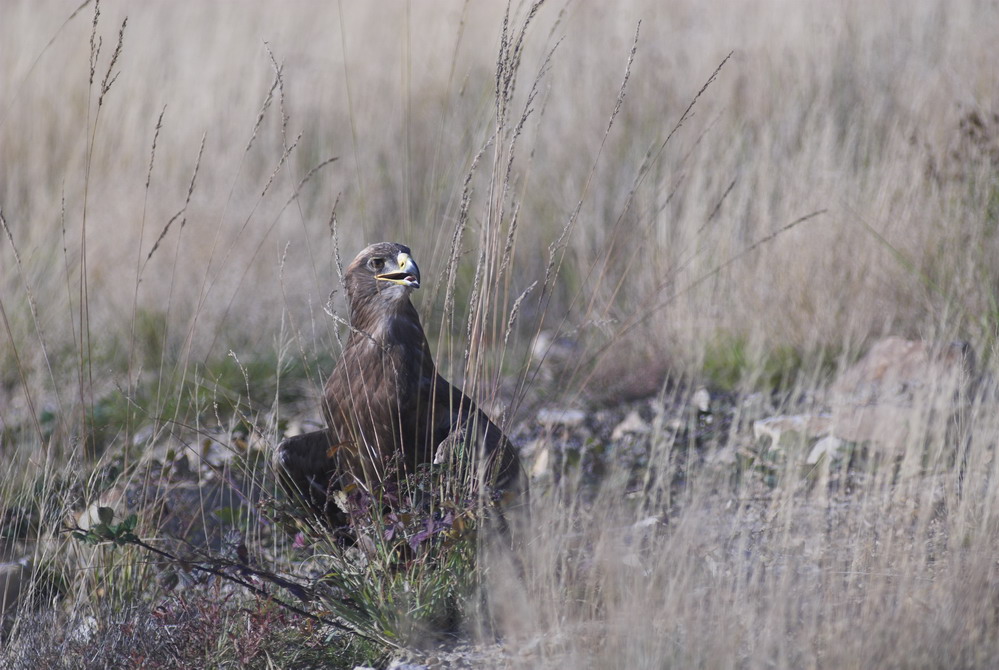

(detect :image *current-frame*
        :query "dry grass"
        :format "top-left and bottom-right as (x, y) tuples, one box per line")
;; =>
(484, 381), (999, 668)
(3, 0), (999, 667)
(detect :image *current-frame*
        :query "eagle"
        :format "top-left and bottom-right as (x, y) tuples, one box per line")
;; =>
(275, 242), (524, 525)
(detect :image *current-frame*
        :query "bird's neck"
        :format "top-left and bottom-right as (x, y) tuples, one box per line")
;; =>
(348, 297), (436, 388)
(351, 297), (428, 350)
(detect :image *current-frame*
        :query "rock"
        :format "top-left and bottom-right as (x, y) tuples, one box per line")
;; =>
(282, 417), (325, 439)
(611, 410), (650, 441)
(830, 337), (972, 403)
(806, 436), (845, 464)
(632, 516), (660, 530)
(531, 330), (580, 367)
(530, 446), (551, 479)
(692, 387), (711, 413)
(536, 407), (587, 428)
(202, 430), (266, 466)
(69, 614), (98, 644)
(387, 662), (429, 670)
(131, 424), (155, 448)
(829, 337), (974, 448)
(753, 414), (833, 448)
(750, 337), (975, 456)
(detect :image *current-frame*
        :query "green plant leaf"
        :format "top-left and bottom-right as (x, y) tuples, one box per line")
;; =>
(96, 506), (114, 526)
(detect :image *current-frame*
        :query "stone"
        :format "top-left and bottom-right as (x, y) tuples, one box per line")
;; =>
(536, 407), (587, 428)
(806, 435), (845, 464)
(387, 661), (429, 670)
(829, 337), (974, 448)
(611, 410), (651, 441)
(531, 330), (580, 367)
(749, 337), (975, 455)
(753, 414), (833, 448)
(530, 446), (551, 479)
(692, 387), (711, 413)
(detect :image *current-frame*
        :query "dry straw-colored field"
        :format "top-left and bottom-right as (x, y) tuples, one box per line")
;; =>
(3, 0), (999, 667)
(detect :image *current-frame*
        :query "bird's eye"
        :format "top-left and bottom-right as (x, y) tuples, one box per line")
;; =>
(369, 258), (385, 271)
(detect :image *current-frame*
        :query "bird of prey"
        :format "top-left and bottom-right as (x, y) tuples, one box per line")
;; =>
(275, 242), (524, 524)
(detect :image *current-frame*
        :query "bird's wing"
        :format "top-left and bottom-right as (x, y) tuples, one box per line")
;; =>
(274, 429), (357, 520)
(428, 375), (524, 496)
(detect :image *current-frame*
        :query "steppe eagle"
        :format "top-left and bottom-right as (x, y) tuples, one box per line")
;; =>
(275, 242), (524, 524)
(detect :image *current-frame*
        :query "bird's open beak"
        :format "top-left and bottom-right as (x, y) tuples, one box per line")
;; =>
(376, 252), (421, 289)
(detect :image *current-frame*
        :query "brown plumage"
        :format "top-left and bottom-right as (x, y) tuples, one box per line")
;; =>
(275, 242), (523, 523)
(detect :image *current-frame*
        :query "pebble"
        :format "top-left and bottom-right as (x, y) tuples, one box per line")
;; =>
(536, 407), (587, 428)
(693, 387), (711, 413)
(611, 410), (651, 441)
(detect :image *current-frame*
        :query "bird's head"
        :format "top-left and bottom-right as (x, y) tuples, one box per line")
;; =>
(344, 242), (421, 310)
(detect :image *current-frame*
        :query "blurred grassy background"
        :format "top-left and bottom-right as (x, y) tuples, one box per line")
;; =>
(4, 1), (997, 417)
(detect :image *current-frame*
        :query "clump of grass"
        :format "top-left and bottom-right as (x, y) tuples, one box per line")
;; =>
(292, 470), (483, 646)
(5, 587), (377, 669)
